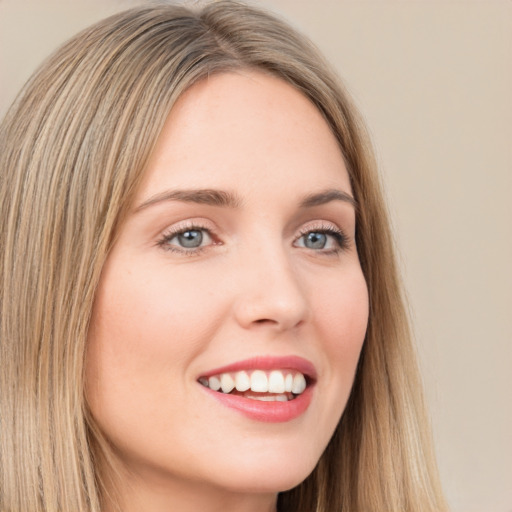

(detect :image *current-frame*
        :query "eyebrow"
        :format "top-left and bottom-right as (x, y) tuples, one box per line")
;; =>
(135, 188), (243, 211)
(135, 187), (356, 212)
(299, 189), (357, 209)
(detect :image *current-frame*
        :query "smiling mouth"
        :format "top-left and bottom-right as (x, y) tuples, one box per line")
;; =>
(198, 369), (309, 402)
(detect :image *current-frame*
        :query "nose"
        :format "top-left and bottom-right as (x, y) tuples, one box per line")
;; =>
(232, 244), (309, 332)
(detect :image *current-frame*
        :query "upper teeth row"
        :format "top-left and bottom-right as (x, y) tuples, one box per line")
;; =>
(199, 370), (307, 395)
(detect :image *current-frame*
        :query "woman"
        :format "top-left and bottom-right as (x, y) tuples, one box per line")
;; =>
(0, 2), (447, 511)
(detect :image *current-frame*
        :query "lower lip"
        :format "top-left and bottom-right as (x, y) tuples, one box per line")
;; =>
(200, 385), (314, 423)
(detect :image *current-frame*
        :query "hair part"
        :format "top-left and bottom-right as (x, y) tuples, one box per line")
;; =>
(0, 2), (446, 511)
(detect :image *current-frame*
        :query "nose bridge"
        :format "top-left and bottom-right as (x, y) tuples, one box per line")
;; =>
(232, 231), (309, 331)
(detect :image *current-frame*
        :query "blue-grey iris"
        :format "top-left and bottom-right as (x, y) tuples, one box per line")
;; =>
(178, 230), (203, 248)
(305, 232), (327, 249)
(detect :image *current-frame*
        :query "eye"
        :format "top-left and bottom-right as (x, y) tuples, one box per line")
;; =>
(294, 226), (348, 254)
(158, 224), (215, 254)
(301, 232), (329, 250)
(173, 229), (207, 248)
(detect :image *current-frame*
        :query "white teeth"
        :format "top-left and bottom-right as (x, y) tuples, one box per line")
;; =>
(284, 373), (293, 392)
(208, 375), (221, 391)
(235, 371), (251, 392)
(250, 394), (289, 402)
(250, 370), (268, 392)
(220, 373), (235, 393)
(268, 370), (285, 393)
(292, 373), (307, 394)
(200, 369), (308, 396)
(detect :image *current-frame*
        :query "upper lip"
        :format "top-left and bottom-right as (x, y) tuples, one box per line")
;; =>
(198, 355), (317, 380)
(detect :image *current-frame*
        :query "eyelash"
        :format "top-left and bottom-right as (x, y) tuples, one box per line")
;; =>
(296, 224), (350, 255)
(156, 222), (350, 256)
(157, 221), (215, 256)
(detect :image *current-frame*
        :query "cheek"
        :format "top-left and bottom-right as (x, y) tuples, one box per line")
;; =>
(84, 259), (227, 418)
(311, 268), (368, 387)
(84, 267), (199, 458)
(316, 268), (369, 342)
(89, 262), (217, 360)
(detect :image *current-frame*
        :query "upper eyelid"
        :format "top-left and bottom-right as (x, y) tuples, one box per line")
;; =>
(295, 220), (348, 237)
(160, 219), (216, 235)
(296, 221), (342, 232)
(159, 218), (349, 238)
(161, 218), (343, 233)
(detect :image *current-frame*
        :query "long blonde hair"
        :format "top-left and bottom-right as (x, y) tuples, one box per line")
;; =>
(0, 2), (447, 511)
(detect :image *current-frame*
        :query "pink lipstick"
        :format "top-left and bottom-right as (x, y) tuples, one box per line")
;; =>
(197, 356), (316, 423)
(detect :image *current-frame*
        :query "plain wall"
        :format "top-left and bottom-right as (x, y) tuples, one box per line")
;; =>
(1, 1), (511, 511)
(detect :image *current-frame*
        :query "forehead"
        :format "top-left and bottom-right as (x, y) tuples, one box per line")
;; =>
(137, 70), (351, 201)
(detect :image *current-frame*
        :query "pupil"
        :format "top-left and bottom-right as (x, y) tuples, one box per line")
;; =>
(178, 230), (203, 248)
(306, 232), (326, 249)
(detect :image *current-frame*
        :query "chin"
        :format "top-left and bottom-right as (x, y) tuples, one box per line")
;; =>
(203, 450), (320, 495)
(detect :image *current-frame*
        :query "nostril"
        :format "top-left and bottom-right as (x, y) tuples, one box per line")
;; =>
(232, 280), (309, 331)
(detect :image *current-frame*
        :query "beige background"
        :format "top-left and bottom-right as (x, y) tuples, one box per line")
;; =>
(1, 1), (511, 511)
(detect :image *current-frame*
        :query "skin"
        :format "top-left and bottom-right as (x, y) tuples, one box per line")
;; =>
(85, 70), (369, 512)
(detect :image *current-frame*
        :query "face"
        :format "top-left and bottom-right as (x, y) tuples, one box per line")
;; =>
(86, 71), (368, 507)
